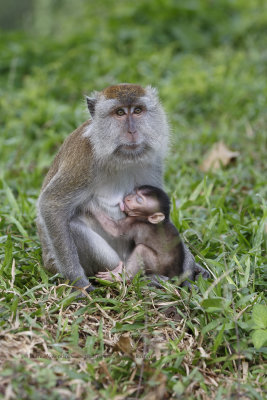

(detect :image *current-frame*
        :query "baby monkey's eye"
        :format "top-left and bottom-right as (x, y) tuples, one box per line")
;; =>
(136, 195), (143, 204)
(134, 107), (142, 114)
(116, 108), (126, 116)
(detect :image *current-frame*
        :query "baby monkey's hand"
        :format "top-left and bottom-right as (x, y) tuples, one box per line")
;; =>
(96, 261), (125, 282)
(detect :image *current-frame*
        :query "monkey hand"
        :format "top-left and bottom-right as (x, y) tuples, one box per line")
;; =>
(96, 261), (125, 282)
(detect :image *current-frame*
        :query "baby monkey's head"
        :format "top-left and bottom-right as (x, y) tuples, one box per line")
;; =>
(120, 185), (170, 224)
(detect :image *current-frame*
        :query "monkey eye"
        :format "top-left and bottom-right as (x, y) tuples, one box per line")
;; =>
(116, 108), (126, 116)
(136, 195), (143, 204)
(134, 107), (143, 114)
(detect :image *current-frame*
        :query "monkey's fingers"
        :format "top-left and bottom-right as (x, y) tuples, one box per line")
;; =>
(96, 271), (123, 282)
(96, 270), (114, 278)
(112, 261), (124, 273)
(96, 271), (110, 277)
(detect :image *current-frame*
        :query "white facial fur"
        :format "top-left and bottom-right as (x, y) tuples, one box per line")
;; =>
(83, 86), (169, 168)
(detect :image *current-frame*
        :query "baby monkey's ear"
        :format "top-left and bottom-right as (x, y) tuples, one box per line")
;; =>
(148, 212), (165, 224)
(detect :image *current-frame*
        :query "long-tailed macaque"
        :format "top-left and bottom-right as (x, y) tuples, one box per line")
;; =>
(36, 83), (208, 292)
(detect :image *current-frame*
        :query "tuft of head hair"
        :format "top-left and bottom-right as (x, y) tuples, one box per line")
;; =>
(137, 185), (171, 220)
(101, 83), (146, 105)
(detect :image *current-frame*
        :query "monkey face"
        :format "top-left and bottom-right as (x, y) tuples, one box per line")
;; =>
(113, 105), (144, 145)
(121, 189), (159, 217)
(110, 102), (153, 159)
(85, 84), (169, 165)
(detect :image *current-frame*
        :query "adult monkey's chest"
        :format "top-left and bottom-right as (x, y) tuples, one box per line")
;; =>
(81, 168), (139, 261)
(89, 163), (160, 220)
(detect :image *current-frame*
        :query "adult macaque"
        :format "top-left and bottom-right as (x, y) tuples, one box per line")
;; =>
(37, 83), (207, 292)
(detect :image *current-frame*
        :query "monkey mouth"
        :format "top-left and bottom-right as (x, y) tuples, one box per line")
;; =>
(121, 201), (131, 214)
(115, 143), (150, 158)
(120, 143), (141, 151)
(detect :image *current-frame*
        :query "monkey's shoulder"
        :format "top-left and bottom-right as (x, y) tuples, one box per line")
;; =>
(131, 221), (155, 244)
(60, 120), (93, 164)
(42, 120), (94, 190)
(164, 221), (181, 237)
(132, 221), (169, 245)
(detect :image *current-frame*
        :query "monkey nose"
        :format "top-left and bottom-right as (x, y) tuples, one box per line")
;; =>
(128, 128), (137, 134)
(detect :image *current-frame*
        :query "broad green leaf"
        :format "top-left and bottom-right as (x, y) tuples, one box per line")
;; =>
(201, 298), (224, 311)
(243, 256), (251, 287)
(201, 319), (221, 335)
(252, 304), (267, 329)
(251, 330), (267, 349)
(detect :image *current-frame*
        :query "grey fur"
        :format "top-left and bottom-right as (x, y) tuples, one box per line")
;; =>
(37, 86), (168, 290)
(37, 84), (208, 291)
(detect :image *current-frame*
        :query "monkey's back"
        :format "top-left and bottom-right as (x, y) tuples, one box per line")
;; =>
(157, 222), (185, 277)
(135, 221), (185, 278)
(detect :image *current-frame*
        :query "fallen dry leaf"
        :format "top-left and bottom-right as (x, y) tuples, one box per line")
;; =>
(113, 333), (134, 356)
(200, 141), (240, 172)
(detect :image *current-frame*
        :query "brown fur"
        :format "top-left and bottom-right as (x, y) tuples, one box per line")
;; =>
(102, 84), (145, 104)
(37, 84), (209, 290)
(94, 205), (185, 279)
(133, 222), (184, 277)
(42, 120), (93, 192)
(37, 84), (169, 291)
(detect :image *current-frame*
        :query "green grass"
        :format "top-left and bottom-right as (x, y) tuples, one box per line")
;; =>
(0, 1), (266, 399)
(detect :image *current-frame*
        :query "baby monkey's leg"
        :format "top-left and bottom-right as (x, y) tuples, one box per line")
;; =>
(126, 244), (158, 277)
(96, 244), (158, 282)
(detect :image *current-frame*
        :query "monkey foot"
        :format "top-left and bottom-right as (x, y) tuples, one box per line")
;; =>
(96, 261), (125, 282)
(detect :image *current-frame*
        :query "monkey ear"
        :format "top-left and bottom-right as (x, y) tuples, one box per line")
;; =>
(147, 212), (165, 224)
(86, 96), (97, 118)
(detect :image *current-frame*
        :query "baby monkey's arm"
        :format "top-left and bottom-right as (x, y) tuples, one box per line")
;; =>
(93, 211), (129, 238)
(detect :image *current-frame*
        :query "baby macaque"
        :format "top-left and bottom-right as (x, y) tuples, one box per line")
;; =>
(94, 185), (187, 283)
